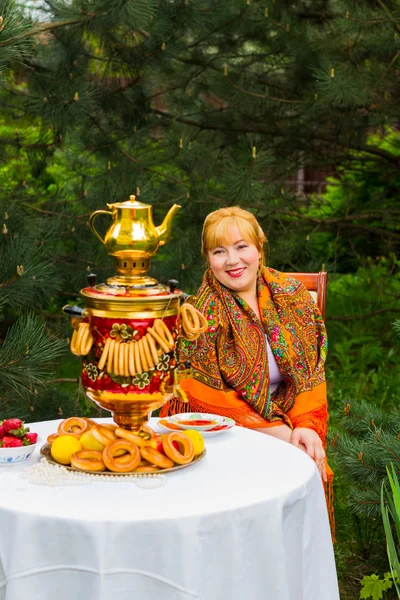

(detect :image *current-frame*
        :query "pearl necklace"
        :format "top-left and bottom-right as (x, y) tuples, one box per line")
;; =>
(21, 458), (166, 489)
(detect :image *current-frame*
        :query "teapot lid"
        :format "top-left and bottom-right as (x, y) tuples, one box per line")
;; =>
(107, 195), (150, 210)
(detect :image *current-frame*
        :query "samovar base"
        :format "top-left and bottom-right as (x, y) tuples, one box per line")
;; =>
(85, 390), (173, 434)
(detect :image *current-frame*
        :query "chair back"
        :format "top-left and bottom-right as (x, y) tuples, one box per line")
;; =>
(285, 271), (328, 321)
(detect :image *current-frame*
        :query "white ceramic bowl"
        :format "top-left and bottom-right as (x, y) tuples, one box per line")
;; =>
(0, 442), (37, 466)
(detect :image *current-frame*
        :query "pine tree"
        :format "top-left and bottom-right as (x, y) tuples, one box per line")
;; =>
(331, 400), (400, 519)
(0, 0), (66, 419)
(2, 0), (399, 286)
(1, 0), (400, 419)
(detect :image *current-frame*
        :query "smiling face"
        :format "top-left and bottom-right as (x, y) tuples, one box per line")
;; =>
(208, 225), (261, 293)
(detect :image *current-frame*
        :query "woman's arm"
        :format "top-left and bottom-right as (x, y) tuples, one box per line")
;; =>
(254, 424), (292, 443)
(283, 374), (329, 482)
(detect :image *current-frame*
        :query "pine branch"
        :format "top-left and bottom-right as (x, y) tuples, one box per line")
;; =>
(331, 401), (400, 517)
(151, 108), (275, 135)
(118, 148), (189, 189)
(186, 7), (249, 51)
(374, 0), (400, 34)
(80, 110), (190, 188)
(0, 17), (95, 49)
(225, 75), (302, 104)
(20, 204), (61, 216)
(292, 8), (337, 20)
(350, 144), (400, 164)
(0, 314), (66, 399)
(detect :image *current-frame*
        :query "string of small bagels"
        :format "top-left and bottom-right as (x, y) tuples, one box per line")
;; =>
(69, 303), (207, 378)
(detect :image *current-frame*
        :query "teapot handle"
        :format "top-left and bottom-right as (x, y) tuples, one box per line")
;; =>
(88, 210), (112, 245)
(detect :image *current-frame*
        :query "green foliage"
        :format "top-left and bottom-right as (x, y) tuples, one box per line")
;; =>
(381, 465), (400, 599)
(29, 383), (96, 423)
(360, 573), (395, 600)
(0, 1), (34, 82)
(0, 235), (61, 309)
(326, 259), (400, 597)
(330, 400), (400, 519)
(1, 0), (399, 292)
(0, 313), (66, 416)
(358, 463), (400, 600)
(329, 400), (400, 598)
(326, 257), (400, 412)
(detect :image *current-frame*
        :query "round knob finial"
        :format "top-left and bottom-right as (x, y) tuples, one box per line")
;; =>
(87, 273), (97, 287)
(168, 279), (179, 293)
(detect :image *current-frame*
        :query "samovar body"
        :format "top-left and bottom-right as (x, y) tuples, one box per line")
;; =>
(64, 196), (182, 432)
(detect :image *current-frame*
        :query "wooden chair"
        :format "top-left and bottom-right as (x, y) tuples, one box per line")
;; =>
(285, 270), (328, 321)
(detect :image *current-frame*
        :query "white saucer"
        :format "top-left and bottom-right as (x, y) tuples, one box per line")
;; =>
(158, 413), (235, 437)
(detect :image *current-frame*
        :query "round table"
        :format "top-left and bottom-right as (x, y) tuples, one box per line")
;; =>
(0, 418), (339, 600)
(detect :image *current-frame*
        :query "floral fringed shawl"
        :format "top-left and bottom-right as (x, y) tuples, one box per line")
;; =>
(161, 267), (334, 536)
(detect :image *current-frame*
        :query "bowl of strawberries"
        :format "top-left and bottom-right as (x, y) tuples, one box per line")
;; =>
(0, 418), (39, 465)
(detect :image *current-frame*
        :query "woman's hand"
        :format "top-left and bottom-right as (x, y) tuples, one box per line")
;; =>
(291, 427), (327, 482)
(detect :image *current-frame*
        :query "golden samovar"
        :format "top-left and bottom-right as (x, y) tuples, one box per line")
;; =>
(63, 195), (183, 434)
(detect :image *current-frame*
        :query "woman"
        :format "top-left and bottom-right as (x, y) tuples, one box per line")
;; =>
(161, 206), (331, 488)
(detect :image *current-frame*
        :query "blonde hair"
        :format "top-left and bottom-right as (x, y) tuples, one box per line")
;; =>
(202, 206), (267, 267)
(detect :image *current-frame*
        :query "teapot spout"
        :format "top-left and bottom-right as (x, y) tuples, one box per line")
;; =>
(155, 204), (181, 246)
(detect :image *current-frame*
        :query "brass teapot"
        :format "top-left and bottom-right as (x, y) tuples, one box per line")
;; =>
(88, 196), (181, 286)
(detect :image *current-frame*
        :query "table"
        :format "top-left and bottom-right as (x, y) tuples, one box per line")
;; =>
(0, 418), (339, 600)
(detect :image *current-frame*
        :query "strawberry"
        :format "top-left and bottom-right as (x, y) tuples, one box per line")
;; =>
(2, 419), (23, 434)
(23, 432), (38, 445)
(0, 423), (5, 439)
(156, 440), (166, 455)
(1, 436), (23, 448)
(158, 440), (179, 453)
(8, 425), (29, 439)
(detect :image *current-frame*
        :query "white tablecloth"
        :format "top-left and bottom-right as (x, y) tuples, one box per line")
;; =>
(0, 418), (339, 600)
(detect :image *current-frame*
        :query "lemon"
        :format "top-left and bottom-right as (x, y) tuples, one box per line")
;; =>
(51, 435), (82, 465)
(181, 430), (205, 455)
(79, 430), (104, 451)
